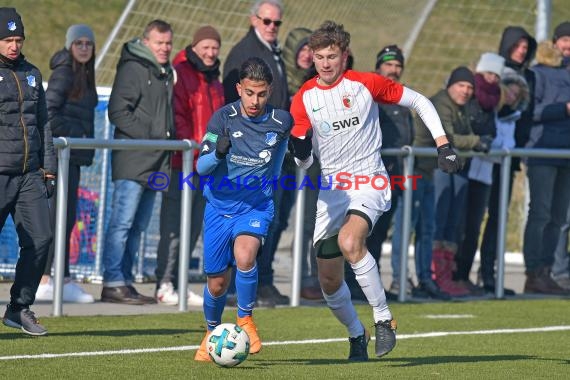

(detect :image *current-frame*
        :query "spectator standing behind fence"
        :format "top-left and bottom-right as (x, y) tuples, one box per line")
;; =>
(471, 67), (528, 295)
(0, 7), (56, 336)
(477, 26), (537, 287)
(551, 21), (570, 291)
(154, 26), (224, 307)
(35, 24), (98, 304)
(453, 52), (504, 296)
(522, 40), (570, 295)
(430, 67), (492, 297)
(193, 57), (293, 361)
(222, 0), (291, 306)
(101, 20), (175, 305)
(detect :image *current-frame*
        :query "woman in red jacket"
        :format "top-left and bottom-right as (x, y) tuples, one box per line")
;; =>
(155, 26), (225, 306)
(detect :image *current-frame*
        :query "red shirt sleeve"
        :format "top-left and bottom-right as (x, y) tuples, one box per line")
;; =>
(345, 70), (404, 104)
(290, 84), (312, 138)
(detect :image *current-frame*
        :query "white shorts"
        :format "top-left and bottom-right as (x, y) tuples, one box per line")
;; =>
(313, 181), (391, 244)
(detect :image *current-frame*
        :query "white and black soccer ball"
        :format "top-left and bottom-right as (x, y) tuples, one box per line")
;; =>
(206, 323), (250, 367)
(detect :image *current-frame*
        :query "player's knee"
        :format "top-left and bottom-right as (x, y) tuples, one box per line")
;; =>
(207, 277), (228, 297)
(318, 272), (342, 295)
(337, 231), (363, 257)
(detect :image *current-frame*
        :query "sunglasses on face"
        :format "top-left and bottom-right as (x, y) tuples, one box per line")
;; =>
(256, 14), (282, 27)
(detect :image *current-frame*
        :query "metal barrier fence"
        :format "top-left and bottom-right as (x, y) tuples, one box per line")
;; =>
(37, 139), (570, 314)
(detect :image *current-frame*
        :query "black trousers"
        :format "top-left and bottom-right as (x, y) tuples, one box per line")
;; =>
(44, 164), (80, 277)
(0, 171), (52, 308)
(455, 179), (491, 281)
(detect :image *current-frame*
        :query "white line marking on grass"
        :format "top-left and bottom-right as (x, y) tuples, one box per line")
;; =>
(1, 325), (569, 361)
(424, 314), (475, 319)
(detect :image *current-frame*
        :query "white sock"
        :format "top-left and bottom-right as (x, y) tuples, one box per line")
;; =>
(351, 252), (392, 322)
(322, 281), (364, 338)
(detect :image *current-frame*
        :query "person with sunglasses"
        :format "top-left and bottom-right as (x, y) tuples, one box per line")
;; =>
(223, 0), (288, 111)
(222, 0), (291, 307)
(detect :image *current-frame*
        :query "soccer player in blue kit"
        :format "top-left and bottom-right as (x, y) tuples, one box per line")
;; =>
(194, 57), (293, 361)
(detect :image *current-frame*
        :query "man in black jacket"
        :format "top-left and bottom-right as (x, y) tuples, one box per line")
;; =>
(101, 19), (175, 304)
(0, 7), (56, 336)
(223, 0), (290, 306)
(223, 0), (289, 110)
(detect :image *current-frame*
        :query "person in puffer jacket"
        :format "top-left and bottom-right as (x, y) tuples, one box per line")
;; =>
(0, 7), (56, 337)
(35, 24), (98, 304)
(522, 40), (570, 295)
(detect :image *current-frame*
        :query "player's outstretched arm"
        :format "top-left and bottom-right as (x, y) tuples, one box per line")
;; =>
(398, 87), (463, 173)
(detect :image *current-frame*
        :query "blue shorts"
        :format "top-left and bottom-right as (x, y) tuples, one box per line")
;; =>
(203, 202), (273, 275)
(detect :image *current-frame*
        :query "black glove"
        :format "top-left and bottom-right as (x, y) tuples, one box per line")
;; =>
(437, 143), (463, 174)
(473, 134), (494, 153)
(45, 177), (56, 198)
(289, 128), (313, 161)
(215, 131), (231, 160)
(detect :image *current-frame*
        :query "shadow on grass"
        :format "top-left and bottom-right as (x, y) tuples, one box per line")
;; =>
(0, 328), (201, 339)
(257, 354), (542, 367)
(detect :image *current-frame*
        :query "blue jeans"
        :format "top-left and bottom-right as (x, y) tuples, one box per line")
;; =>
(433, 169), (469, 244)
(391, 176), (435, 283)
(523, 165), (570, 273)
(103, 180), (156, 286)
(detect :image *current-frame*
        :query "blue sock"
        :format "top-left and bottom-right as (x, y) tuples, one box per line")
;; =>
(203, 285), (227, 331)
(235, 265), (258, 318)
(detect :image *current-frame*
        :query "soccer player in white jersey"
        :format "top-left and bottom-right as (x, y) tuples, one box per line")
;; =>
(289, 21), (462, 361)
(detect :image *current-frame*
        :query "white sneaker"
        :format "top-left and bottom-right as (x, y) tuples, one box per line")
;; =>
(156, 282), (179, 305)
(35, 279), (54, 301)
(63, 282), (95, 303)
(187, 289), (204, 307)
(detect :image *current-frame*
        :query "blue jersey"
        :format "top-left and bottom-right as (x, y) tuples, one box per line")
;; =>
(197, 101), (293, 215)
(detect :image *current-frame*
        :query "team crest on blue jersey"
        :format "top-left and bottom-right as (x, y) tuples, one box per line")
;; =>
(26, 75), (36, 88)
(7, 21), (17, 32)
(249, 219), (261, 228)
(265, 132), (277, 146)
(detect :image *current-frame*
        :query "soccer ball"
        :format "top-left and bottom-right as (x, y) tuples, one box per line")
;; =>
(206, 323), (250, 367)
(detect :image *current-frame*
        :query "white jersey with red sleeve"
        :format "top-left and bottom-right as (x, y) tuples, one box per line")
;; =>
(290, 70), (404, 183)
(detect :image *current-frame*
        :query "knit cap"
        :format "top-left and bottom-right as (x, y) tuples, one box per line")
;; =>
(65, 24), (95, 50)
(475, 52), (505, 77)
(375, 44), (404, 69)
(553, 21), (570, 42)
(192, 25), (221, 47)
(447, 66), (474, 88)
(0, 7), (24, 40)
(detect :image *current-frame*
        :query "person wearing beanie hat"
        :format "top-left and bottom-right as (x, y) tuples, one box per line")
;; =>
(191, 25), (221, 48)
(35, 24), (98, 304)
(446, 66), (475, 88)
(456, 52), (507, 297)
(153, 24), (224, 310)
(65, 24), (95, 50)
(552, 21), (570, 67)
(1, 7), (56, 336)
(475, 52), (505, 77)
(364, 42), (452, 302)
(0, 7), (25, 41)
(414, 64), (491, 297)
(375, 44), (404, 71)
